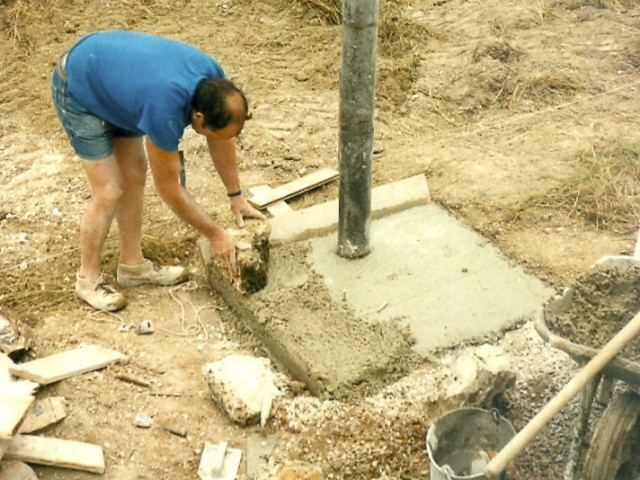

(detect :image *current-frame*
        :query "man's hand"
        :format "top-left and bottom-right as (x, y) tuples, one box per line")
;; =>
(209, 229), (238, 275)
(230, 195), (267, 227)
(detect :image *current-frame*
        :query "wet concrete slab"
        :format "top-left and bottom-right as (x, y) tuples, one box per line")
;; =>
(307, 204), (555, 356)
(201, 176), (555, 399)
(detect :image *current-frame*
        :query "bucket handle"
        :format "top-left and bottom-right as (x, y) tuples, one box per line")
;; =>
(490, 408), (501, 426)
(442, 464), (455, 480)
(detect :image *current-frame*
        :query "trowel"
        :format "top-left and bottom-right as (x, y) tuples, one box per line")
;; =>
(246, 431), (279, 479)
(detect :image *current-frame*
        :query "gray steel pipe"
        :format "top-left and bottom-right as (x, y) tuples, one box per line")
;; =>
(337, 0), (378, 258)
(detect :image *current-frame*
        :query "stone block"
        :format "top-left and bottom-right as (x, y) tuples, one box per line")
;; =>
(276, 463), (323, 480)
(444, 345), (516, 408)
(202, 355), (281, 426)
(202, 220), (270, 295)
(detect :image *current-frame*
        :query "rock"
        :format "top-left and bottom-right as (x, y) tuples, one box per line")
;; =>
(137, 320), (155, 335)
(0, 461), (38, 480)
(276, 463), (324, 480)
(133, 411), (153, 428)
(203, 220), (271, 295)
(0, 309), (33, 360)
(202, 355), (281, 426)
(444, 344), (516, 408)
(234, 221), (270, 294)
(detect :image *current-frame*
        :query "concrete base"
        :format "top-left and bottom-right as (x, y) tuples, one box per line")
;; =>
(201, 176), (554, 399)
(307, 204), (555, 356)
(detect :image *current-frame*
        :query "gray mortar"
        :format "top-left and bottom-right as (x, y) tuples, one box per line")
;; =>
(200, 237), (417, 400)
(544, 264), (640, 362)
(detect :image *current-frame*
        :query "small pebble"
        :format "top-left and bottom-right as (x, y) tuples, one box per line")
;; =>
(137, 320), (155, 335)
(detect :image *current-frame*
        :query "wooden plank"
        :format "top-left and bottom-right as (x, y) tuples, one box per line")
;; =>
(270, 174), (431, 245)
(247, 168), (338, 209)
(18, 397), (68, 434)
(0, 394), (35, 440)
(9, 345), (127, 385)
(248, 185), (292, 217)
(4, 435), (105, 474)
(198, 441), (227, 479)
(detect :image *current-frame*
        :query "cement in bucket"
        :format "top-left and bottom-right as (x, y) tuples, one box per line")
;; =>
(427, 408), (515, 480)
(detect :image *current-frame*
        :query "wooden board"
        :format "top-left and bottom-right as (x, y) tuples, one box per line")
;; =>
(18, 397), (67, 434)
(4, 435), (105, 474)
(270, 174), (431, 245)
(9, 345), (127, 385)
(247, 168), (338, 209)
(0, 394), (35, 440)
(248, 185), (292, 216)
(197, 443), (242, 480)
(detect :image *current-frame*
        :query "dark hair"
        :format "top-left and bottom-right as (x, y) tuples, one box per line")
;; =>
(191, 78), (250, 130)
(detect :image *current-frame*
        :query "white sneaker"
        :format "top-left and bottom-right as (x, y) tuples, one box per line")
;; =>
(75, 274), (127, 311)
(117, 259), (188, 288)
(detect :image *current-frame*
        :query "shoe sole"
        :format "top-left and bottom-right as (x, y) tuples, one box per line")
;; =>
(75, 292), (127, 312)
(117, 274), (189, 288)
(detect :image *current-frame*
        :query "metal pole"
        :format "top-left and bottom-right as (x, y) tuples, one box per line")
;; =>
(337, 0), (378, 258)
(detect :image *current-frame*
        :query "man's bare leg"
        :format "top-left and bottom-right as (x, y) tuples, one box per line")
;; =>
(112, 136), (189, 287)
(113, 136), (147, 266)
(75, 154), (127, 311)
(78, 155), (123, 280)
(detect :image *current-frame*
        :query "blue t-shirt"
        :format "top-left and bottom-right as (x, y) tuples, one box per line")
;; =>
(65, 30), (225, 151)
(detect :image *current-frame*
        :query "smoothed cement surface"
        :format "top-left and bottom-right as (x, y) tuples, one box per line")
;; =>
(307, 204), (555, 356)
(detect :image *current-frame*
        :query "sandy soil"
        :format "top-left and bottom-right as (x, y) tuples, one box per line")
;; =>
(545, 263), (640, 360)
(2, 0), (640, 478)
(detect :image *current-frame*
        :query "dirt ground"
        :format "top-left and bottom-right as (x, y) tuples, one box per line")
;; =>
(2, 0), (640, 478)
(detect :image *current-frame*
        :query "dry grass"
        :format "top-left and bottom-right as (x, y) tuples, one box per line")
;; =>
(301, 0), (434, 57)
(299, 0), (341, 24)
(510, 72), (586, 107)
(0, 0), (47, 49)
(0, 247), (77, 313)
(294, 0), (431, 106)
(0, 234), (197, 315)
(560, 0), (640, 9)
(515, 141), (640, 230)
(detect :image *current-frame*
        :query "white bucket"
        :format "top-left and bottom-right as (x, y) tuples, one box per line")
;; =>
(426, 408), (515, 480)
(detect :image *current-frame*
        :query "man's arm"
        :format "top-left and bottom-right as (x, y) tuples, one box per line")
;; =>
(145, 138), (237, 270)
(207, 137), (266, 227)
(207, 137), (241, 194)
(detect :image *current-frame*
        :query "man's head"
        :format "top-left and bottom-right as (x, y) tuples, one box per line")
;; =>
(191, 78), (250, 139)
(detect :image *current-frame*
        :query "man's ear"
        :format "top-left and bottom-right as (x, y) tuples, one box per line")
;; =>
(192, 110), (204, 123)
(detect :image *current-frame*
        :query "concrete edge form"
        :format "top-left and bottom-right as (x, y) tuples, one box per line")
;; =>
(198, 239), (322, 395)
(269, 174), (431, 245)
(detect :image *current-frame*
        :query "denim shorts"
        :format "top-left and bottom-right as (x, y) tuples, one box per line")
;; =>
(50, 66), (141, 160)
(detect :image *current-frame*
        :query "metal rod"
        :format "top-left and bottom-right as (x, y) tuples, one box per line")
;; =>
(563, 373), (601, 480)
(337, 0), (379, 258)
(179, 150), (186, 188)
